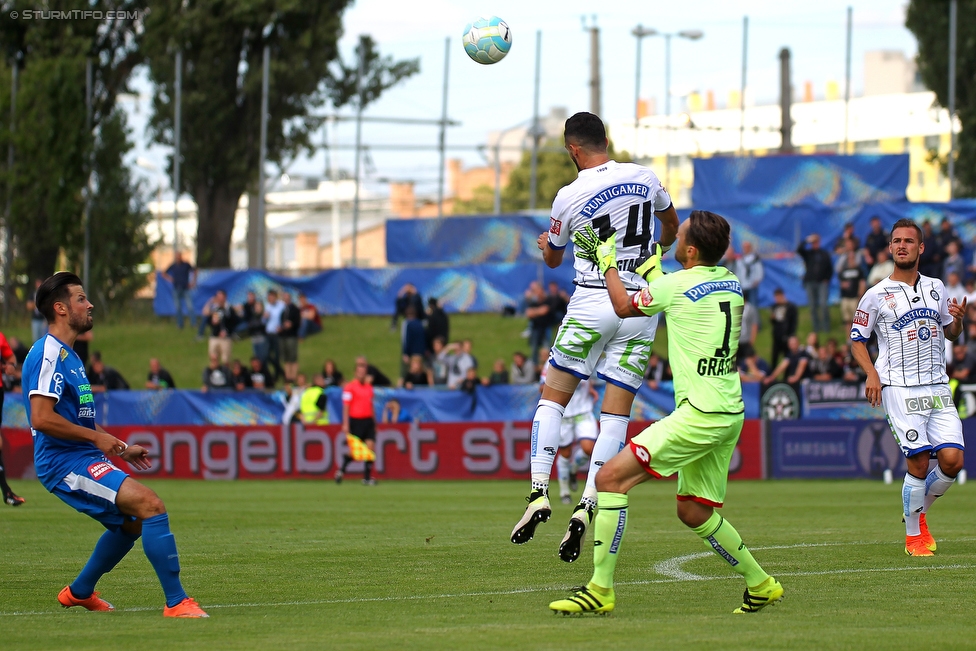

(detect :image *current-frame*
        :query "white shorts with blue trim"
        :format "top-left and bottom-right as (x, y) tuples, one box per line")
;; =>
(881, 384), (964, 458)
(548, 287), (658, 394)
(52, 456), (133, 530)
(559, 412), (599, 448)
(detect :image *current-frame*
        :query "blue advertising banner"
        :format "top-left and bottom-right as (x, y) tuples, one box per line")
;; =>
(769, 419), (976, 478)
(387, 214), (550, 264)
(693, 155), (909, 209)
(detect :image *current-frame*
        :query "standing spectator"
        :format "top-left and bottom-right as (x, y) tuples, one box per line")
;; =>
(0, 329), (23, 506)
(205, 289), (234, 365)
(399, 355), (432, 389)
(948, 342), (975, 384)
(942, 241), (966, 284)
(803, 331), (820, 359)
(770, 287), (798, 369)
(297, 293), (322, 341)
(918, 220), (941, 278)
(247, 300), (268, 363)
(248, 357), (275, 390)
(510, 351), (536, 385)
(391, 283), (424, 330)
(322, 359), (344, 388)
(6, 336), (27, 366)
(524, 282), (552, 364)
(201, 353), (232, 392)
(263, 289), (286, 381)
(484, 358), (510, 386)
(401, 306), (427, 375)
(808, 345), (843, 381)
(429, 337), (451, 386)
(424, 297), (450, 354)
(837, 241), (867, 326)
(279, 292), (301, 383)
(162, 252), (196, 330)
(867, 249), (894, 287)
(796, 233), (834, 333)
(936, 217), (961, 254)
(195, 293), (219, 341)
(733, 240), (764, 305)
(145, 358), (176, 390)
(28, 278), (47, 342)
(862, 216), (888, 266)
(546, 282), (570, 326)
(234, 291), (259, 338)
(336, 357), (378, 485)
(446, 340), (477, 390)
(740, 301), (760, 347)
(840, 343), (867, 383)
(459, 367), (481, 394)
(364, 361), (392, 387)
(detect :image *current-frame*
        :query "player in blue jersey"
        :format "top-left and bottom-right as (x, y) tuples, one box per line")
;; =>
(23, 272), (208, 618)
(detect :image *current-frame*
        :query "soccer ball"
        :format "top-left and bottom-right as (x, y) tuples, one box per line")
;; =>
(462, 16), (512, 65)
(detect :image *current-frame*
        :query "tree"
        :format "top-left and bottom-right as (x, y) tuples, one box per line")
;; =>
(141, 2), (419, 268)
(906, 0), (976, 197)
(0, 0), (150, 305)
(452, 139), (632, 214)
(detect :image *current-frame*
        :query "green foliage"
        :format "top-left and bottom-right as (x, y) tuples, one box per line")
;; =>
(3, 479), (976, 649)
(0, 1), (149, 306)
(141, 1), (419, 267)
(906, 0), (976, 197)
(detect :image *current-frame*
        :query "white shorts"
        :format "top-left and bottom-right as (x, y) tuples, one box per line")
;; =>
(881, 384), (964, 457)
(549, 287), (658, 393)
(558, 412), (599, 448)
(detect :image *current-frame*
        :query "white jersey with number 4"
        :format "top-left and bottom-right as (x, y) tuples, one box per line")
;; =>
(850, 274), (954, 387)
(547, 160), (672, 291)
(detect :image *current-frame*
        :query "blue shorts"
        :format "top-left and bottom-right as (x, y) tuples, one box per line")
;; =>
(51, 456), (134, 531)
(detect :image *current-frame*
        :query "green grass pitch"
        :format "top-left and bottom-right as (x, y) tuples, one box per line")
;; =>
(2, 478), (975, 650)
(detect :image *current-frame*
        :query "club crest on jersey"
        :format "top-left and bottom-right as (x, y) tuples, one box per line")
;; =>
(853, 310), (869, 327)
(59, 348), (68, 362)
(883, 293), (897, 309)
(549, 217), (562, 235)
(931, 289), (940, 301)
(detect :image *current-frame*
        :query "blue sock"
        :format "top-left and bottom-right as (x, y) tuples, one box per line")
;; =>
(70, 529), (139, 599)
(142, 513), (188, 607)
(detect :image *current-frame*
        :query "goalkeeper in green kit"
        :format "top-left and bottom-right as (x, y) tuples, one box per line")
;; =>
(549, 210), (783, 615)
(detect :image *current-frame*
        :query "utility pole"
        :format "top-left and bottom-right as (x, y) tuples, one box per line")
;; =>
(257, 45), (269, 268)
(351, 35), (367, 266)
(739, 16), (748, 155)
(779, 48), (793, 154)
(173, 50), (183, 259)
(842, 6), (852, 154)
(83, 58), (92, 289)
(437, 37), (449, 218)
(2, 56), (17, 323)
(583, 16), (601, 116)
(948, 0), (958, 198)
(529, 30), (542, 212)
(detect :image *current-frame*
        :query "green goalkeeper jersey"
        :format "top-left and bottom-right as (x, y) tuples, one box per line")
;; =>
(631, 265), (744, 414)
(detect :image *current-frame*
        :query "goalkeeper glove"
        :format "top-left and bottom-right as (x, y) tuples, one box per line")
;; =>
(634, 242), (664, 282)
(573, 225), (618, 275)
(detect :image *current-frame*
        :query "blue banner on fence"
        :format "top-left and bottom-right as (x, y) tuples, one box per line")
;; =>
(3, 381), (761, 428)
(154, 263), (577, 317)
(693, 155), (909, 210)
(387, 214), (551, 264)
(769, 419), (976, 478)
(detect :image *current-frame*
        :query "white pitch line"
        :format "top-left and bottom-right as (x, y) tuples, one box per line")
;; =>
(2, 560), (973, 617)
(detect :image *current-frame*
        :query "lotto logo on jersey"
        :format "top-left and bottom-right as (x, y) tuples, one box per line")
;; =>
(636, 288), (653, 308)
(853, 310), (869, 327)
(549, 217), (562, 235)
(88, 462), (114, 480)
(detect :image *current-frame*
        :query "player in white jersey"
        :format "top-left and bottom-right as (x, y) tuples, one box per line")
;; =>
(850, 219), (967, 557)
(511, 112), (679, 563)
(540, 362), (600, 504)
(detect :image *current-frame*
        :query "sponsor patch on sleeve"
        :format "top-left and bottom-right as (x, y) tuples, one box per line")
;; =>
(59, 348), (68, 362)
(631, 288), (653, 311)
(853, 310), (869, 327)
(549, 217), (562, 236)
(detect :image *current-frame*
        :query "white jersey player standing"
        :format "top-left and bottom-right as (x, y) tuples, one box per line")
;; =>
(850, 218), (967, 557)
(510, 112), (679, 563)
(539, 362), (600, 505)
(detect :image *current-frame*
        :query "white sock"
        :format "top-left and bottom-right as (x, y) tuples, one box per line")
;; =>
(582, 413), (629, 506)
(557, 455), (570, 497)
(530, 400), (565, 491)
(903, 473), (926, 536)
(923, 466), (956, 513)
